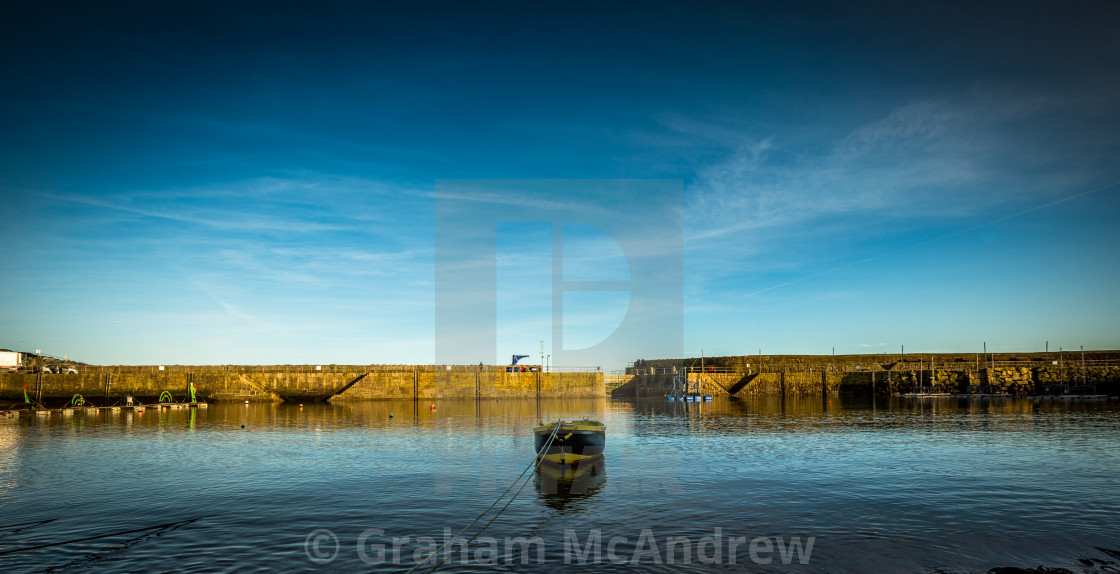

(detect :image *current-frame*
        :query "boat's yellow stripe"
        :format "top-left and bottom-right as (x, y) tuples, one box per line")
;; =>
(540, 452), (602, 464)
(533, 420), (605, 433)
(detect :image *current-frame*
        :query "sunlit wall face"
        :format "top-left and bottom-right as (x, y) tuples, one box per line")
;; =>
(435, 180), (682, 369)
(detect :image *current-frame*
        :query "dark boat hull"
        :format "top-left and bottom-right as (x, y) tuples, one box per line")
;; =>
(533, 420), (606, 465)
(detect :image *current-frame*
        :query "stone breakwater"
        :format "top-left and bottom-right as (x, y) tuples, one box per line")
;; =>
(1, 365), (604, 404)
(613, 351), (1120, 397)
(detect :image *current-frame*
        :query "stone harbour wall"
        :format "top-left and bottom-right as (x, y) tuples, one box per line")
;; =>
(334, 368), (604, 400)
(0, 365), (604, 404)
(612, 361), (1120, 398)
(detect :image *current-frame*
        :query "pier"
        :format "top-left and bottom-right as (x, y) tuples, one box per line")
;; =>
(611, 351), (1120, 399)
(0, 365), (604, 406)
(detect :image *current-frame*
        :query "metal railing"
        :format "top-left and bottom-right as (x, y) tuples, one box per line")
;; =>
(26, 364), (610, 375)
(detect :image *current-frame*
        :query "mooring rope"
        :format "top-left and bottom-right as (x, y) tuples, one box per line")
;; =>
(405, 419), (562, 574)
(0, 518), (57, 534)
(0, 517), (203, 555)
(424, 445), (554, 573)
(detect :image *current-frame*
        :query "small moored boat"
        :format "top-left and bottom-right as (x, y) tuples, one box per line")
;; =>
(533, 419), (606, 465)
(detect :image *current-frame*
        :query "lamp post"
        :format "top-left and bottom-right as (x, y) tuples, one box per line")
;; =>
(1081, 345), (1087, 389)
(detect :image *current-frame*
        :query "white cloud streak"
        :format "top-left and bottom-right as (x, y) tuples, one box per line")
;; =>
(685, 87), (1110, 245)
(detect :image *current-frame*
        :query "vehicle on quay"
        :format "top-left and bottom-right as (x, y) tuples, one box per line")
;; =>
(42, 364), (79, 374)
(0, 350), (20, 373)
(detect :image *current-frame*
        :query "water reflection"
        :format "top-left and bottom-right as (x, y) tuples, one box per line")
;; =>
(1, 397), (1118, 572)
(610, 395), (1119, 437)
(535, 458), (606, 512)
(0, 417), (23, 494)
(3, 398), (609, 434)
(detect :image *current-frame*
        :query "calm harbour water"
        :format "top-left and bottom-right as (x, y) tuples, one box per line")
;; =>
(1, 397), (1118, 573)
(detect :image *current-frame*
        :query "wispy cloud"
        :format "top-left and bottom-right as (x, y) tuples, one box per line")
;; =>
(49, 191), (354, 233)
(37, 174), (420, 234)
(685, 86), (1112, 246)
(431, 188), (576, 212)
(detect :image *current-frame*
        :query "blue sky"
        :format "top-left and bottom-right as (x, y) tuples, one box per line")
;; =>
(1, 1), (1118, 368)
